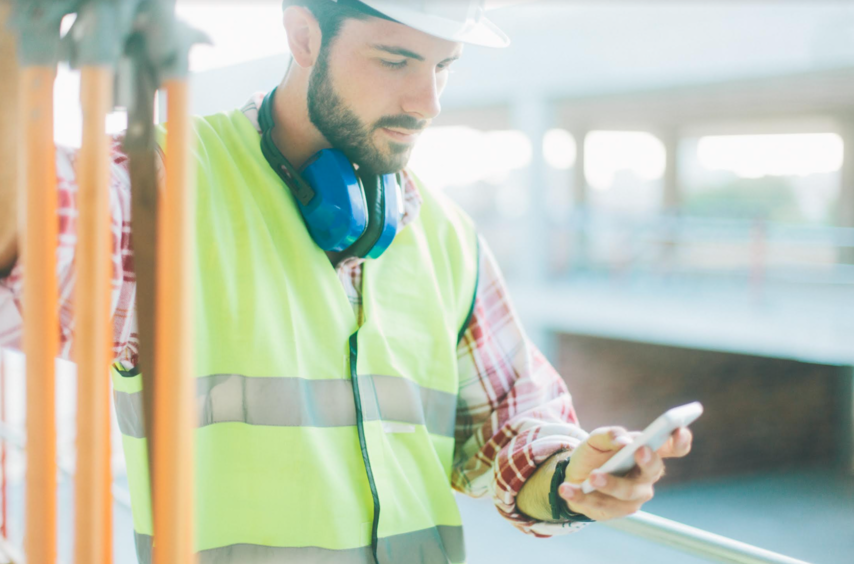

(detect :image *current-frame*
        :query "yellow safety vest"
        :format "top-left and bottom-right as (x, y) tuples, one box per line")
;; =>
(110, 107), (479, 563)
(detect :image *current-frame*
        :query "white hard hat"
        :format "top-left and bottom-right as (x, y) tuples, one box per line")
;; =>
(342, 0), (510, 48)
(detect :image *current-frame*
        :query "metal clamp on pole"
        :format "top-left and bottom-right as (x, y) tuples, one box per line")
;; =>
(9, 0), (77, 66)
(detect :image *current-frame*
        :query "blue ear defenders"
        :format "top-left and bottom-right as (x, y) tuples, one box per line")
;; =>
(258, 87), (401, 260)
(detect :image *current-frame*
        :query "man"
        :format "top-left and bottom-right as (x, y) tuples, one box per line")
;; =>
(0, 1), (693, 562)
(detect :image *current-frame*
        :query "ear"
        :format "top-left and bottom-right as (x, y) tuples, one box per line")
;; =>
(283, 6), (322, 68)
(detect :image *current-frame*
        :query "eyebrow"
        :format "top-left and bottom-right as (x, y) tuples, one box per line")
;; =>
(371, 44), (461, 65)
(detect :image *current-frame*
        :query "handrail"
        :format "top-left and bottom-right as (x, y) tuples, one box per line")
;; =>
(536, 209), (854, 286)
(604, 510), (813, 564)
(0, 420), (813, 563)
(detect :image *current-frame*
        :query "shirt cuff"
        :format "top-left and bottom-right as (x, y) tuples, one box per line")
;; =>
(491, 424), (591, 537)
(0, 258), (22, 293)
(0, 259), (24, 350)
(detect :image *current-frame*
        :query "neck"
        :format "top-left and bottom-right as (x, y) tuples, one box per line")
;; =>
(270, 69), (331, 170)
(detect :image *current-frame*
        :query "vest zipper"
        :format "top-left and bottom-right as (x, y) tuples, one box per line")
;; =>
(349, 331), (381, 563)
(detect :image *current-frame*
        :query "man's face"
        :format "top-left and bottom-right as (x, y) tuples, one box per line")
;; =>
(307, 16), (462, 175)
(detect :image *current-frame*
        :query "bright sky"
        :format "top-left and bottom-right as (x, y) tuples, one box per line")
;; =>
(174, 2), (290, 73)
(409, 127), (532, 190)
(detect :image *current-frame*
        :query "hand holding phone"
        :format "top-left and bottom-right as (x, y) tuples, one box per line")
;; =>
(580, 402), (703, 494)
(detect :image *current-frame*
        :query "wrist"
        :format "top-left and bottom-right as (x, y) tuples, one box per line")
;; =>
(516, 449), (573, 522)
(548, 454), (594, 523)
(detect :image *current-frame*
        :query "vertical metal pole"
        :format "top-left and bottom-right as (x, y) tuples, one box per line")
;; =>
(153, 78), (197, 564)
(22, 63), (59, 564)
(74, 64), (114, 564)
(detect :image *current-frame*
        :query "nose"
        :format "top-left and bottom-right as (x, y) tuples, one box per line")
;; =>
(401, 69), (442, 122)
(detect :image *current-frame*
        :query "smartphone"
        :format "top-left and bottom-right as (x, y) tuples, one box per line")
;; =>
(580, 401), (703, 494)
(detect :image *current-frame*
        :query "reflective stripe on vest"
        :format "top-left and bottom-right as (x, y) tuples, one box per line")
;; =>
(113, 109), (478, 563)
(114, 373), (458, 439)
(133, 526), (465, 564)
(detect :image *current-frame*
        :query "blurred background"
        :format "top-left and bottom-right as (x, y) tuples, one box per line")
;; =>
(3, 1), (854, 563)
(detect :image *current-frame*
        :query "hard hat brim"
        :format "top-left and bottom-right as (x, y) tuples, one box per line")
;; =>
(358, 2), (510, 48)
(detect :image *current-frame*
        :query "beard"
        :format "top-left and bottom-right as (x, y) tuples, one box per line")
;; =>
(307, 47), (424, 176)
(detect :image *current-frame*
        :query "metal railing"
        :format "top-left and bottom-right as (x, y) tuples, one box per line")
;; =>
(555, 210), (854, 287)
(606, 511), (812, 564)
(0, 418), (814, 564)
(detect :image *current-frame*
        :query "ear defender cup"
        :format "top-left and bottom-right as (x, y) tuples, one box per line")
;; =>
(364, 171), (401, 259)
(336, 169), (401, 262)
(258, 87), (401, 259)
(258, 88), (369, 252)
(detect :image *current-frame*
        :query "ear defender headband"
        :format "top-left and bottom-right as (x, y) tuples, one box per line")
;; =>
(258, 87), (401, 259)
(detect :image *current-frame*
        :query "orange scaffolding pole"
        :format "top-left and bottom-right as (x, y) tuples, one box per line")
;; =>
(74, 64), (114, 564)
(0, 0), (18, 546)
(22, 64), (59, 564)
(152, 78), (197, 564)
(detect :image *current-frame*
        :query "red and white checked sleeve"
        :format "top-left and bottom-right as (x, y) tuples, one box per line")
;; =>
(451, 236), (592, 537)
(0, 136), (141, 367)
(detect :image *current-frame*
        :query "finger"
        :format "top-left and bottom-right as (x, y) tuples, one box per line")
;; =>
(586, 471), (655, 503)
(634, 446), (664, 483)
(585, 426), (633, 453)
(565, 427), (635, 484)
(559, 482), (644, 521)
(657, 427), (693, 459)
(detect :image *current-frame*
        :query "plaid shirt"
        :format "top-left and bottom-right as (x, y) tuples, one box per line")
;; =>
(0, 93), (590, 537)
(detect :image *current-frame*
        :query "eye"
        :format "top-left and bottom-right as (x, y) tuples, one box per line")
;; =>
(380, 59), (408, 70)
(437, 60), (457, 73)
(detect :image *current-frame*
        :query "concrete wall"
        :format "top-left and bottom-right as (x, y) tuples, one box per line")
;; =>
(555, 333), (850, 483)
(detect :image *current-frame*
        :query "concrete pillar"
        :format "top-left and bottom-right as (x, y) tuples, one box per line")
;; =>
(661, 128), (681, 213)
(570, 128), (589, 270)
(511, 96), (553, 284)
(509, 97), (556, 360)
(572, 128), (588, 210)
(655, 128), (683, 273)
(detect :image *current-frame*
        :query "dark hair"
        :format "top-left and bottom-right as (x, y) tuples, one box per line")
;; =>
(282, 0), (395, 49)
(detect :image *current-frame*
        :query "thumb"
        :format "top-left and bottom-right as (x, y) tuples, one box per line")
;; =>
(564, 426), (633, 483)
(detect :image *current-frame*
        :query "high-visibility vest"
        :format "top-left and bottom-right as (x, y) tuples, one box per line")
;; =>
(110, 108), (479, 564)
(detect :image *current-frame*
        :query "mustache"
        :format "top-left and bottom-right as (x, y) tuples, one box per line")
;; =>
(374, 114), (428, 132)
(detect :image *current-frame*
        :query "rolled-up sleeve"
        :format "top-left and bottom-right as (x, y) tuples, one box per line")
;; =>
(451, 236), (591, 537)
(0, 137), (142, 366)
